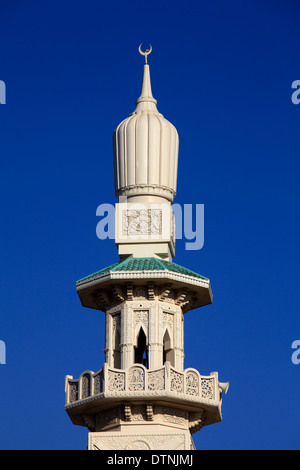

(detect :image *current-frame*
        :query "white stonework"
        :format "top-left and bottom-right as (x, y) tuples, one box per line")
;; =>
(104, 298), (183, 371)
(113, 55), (178, 261)
(88, 430), (193, 450)
(113, 63), (179, 203)
(115, 200), (175, 260)
(65, 46), (229, 450)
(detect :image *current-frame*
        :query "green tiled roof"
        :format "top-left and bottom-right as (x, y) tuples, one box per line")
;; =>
(76, 257), (208, 283)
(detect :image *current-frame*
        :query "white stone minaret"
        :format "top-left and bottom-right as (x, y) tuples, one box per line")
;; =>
(65, 45), (229, 451)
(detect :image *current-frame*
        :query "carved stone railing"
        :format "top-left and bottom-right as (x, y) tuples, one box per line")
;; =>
(65, 362), (220, 407)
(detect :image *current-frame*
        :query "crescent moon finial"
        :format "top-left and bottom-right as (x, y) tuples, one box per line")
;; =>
(138, 43), (152, 64)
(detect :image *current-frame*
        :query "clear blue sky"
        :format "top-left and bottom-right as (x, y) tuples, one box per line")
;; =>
(0, 0), (299, 450)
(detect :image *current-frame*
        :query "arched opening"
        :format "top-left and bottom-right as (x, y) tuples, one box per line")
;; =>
(163, 330), (173, 366)
(134, 328), (148, 368)
(113, 330), (121, 369)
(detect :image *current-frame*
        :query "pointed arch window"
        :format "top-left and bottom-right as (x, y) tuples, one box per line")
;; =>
(113, 329), (121, 369)
(163, 329), (173, 366)
(134, 328), (148, 368)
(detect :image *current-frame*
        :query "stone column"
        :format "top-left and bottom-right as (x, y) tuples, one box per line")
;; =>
(121, 304), (134, 369)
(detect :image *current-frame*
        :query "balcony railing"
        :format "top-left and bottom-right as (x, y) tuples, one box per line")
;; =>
(65, 362), (220, 407)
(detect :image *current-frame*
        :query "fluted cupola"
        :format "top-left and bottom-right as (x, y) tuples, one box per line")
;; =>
(113, 50), (179, 204)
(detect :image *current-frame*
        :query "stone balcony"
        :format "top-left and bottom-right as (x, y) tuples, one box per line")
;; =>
(65, 362), (225, 429)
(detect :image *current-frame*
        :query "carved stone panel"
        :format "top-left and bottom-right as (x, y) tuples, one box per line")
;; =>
(170, 369), (184, 393)
(123, 209), (162, 236)
(148, 368), (165, 391)
(108, 371), (125, 391)
(128, 366), (145, 391)
(88, 430), (190, 450)
(186, 371), (199, 396)
(134, 310), (149, 330)
(201, 377), (215, 399)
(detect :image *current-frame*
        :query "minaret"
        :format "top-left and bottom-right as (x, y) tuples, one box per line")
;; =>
(65, 45), (229, 451)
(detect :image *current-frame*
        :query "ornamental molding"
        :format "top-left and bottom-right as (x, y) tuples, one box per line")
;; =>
(65, 364), (220, 414)
(78, 269), (212, 313)
(115, 184), (176, 202)
(89, 431), (188, 451)
(93, 281), (199, 314)
(77, 269), (210, 290)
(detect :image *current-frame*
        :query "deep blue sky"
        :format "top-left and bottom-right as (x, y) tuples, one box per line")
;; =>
(0, 0), (300, 450)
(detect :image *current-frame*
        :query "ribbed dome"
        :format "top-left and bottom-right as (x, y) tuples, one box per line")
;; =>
(113, 62), (179, 202)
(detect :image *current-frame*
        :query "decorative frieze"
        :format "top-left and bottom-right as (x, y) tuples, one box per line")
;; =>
(88, 431), (190, 451)
(93, 281), (197, 314)
(65, 364), (219, 406)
